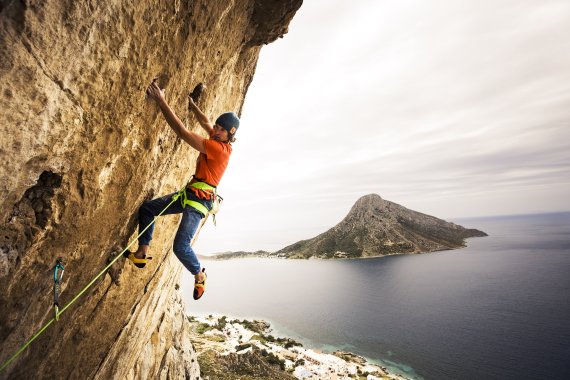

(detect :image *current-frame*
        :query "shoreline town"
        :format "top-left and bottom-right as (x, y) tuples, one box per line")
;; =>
(188, 314), (411, 380)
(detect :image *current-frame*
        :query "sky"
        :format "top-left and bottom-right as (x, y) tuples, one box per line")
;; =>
(194, 0), (570, 254)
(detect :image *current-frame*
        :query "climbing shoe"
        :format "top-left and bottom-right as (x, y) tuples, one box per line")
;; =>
(189, 83), (205, 104)
(124, 251), (152, 269)
(193, 268), (207, 300)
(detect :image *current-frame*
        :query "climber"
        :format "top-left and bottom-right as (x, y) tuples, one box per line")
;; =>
(126, 78), (239, 300)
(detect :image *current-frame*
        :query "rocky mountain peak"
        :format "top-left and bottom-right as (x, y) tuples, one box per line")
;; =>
(348, 194), (385, 214)
(278, 194), (487, 259)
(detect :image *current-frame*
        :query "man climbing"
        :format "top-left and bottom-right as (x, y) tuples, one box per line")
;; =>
(127, 78), (239, 300)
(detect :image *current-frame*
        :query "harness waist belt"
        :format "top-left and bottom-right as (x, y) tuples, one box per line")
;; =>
(187, 181), (216, 191)
(176, 181), (216, 216)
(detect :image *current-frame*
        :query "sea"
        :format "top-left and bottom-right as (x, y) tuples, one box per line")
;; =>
(182, 212), (570, 380)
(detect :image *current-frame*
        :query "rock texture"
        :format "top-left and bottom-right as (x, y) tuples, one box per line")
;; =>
(278, 194), (487, 259)
(0, 0), (302, 378)
(93, 257), (198, 380)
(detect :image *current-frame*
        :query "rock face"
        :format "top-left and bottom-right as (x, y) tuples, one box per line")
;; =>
(278, 194), (487, 259)
(0, 1), (302, 378)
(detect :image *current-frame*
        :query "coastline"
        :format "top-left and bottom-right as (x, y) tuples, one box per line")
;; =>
(204, 245), (468, 262)
(204, 235), (488, 261)
(188, 314), (410, 380)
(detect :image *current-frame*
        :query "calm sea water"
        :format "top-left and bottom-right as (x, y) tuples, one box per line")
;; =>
(182, 213), (570, 379)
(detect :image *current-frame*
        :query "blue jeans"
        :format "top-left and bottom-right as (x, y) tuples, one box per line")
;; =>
(138, 191), (211, 275)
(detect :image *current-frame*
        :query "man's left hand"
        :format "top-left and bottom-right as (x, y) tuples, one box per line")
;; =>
(146, 78), (165, 103)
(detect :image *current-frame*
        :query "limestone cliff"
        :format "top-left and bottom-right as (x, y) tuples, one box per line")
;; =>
(0, 0), (302, 378)
(278, 194), (487, 259)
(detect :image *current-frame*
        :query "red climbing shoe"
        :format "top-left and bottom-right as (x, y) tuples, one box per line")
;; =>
(193, 268), (207, 300)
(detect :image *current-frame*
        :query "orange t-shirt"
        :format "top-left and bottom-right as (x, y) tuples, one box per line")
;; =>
(190, 135), (232, 199)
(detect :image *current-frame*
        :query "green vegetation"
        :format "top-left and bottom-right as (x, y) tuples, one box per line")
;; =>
(196, 322), (214, 334)
(236, 319), (268, 335)
(247, 330), (302, 348)
(260, 348), (286, 371)
(206, 335), (226, 343)
(284, 340), (302, 349)
(356, 368), (371, 379)
(215, 315), (228, 330)
(267, 335), (302, 348)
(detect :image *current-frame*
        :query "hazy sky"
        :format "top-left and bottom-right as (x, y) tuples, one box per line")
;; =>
(194, 0), (570, 254)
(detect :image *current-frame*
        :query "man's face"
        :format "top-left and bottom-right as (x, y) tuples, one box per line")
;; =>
(212, 124), (229, 142)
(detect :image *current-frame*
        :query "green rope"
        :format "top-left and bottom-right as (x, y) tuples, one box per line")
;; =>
(0, 194), (179, 372)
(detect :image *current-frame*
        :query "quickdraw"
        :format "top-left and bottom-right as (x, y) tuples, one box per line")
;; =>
(52, 257), (65, 321)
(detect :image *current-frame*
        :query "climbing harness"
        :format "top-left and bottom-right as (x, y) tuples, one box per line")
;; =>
(0, 193), (181, 373)
(53, 258), (65, 321)
(174, 180), (224, 225)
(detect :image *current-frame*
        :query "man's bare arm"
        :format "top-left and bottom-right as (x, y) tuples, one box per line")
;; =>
(146, 80), (206, 153)
(188, 95), (214, 136)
